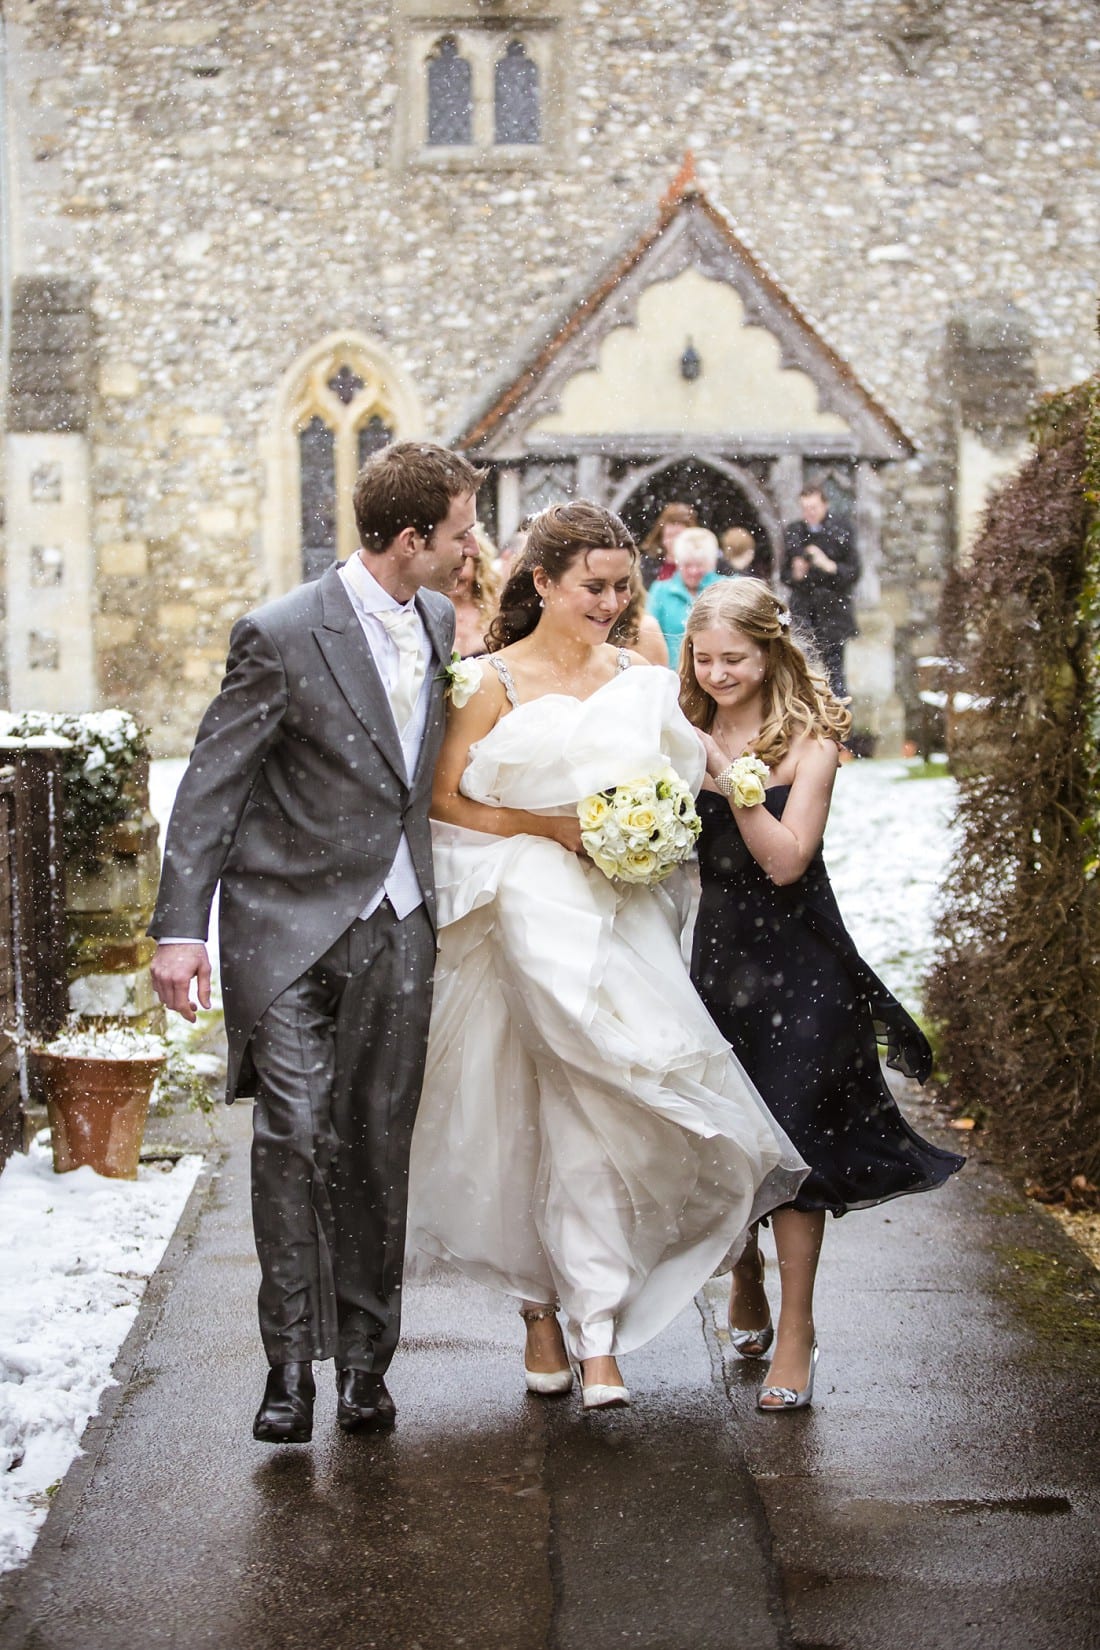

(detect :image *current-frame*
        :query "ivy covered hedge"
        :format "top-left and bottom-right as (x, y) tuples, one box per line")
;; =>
(926, 375), (1100, 1194)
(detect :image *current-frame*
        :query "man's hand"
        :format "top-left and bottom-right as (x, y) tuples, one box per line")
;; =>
(151, 943), (212, 1023)
(789, 553), (809, 582)
(804, 543), (837, 575)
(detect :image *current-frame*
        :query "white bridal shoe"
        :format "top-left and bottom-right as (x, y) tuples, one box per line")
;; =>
(526, 1366), (575, 1396)
(581, 1381), (631, 1411)
(757, 1343), (819, 1413)
(520, 1305), (574, 1396)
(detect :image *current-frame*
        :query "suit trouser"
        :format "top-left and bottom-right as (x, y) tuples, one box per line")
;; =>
(248, 901), (436, 1369)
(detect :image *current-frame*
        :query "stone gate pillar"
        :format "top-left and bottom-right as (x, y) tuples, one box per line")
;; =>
(4, 278), (97, 713)
(947, 308), (1036, 563)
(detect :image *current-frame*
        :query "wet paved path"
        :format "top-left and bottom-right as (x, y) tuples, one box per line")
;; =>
(1, 1088), (1097, 1650)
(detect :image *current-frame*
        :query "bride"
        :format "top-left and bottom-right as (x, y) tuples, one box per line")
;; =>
(408, 502), (806, 1408)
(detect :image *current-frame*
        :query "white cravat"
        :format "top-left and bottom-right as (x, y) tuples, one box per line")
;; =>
(376, 606), (426, 733)
(337, 556), (429, 921)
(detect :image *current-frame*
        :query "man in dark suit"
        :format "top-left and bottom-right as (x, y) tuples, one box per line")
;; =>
(150, 441), (483, 1443)
(781, 484), (861, 697)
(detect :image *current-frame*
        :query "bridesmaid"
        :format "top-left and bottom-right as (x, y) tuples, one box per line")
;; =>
(679, 579), (964, 1411)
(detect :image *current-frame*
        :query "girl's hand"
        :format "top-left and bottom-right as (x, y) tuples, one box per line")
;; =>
(697, 730), (728, 779)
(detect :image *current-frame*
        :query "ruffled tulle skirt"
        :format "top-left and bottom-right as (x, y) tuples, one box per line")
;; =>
(408, 820), (807, 1359)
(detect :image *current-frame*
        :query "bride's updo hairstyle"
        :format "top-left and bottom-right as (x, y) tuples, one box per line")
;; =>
(679, 578), (851, 767)
(486, 501), (637, 651)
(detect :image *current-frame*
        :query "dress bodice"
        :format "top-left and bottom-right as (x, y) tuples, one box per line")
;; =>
(458, 663), (704, 813)
(487, 648), (632, 709)
(696, 785), (834, 909)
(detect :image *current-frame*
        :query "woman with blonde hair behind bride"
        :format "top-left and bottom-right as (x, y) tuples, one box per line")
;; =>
(448, 525), (502, 657)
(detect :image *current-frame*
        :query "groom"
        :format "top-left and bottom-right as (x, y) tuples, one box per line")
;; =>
(150, 441), (483, 1443)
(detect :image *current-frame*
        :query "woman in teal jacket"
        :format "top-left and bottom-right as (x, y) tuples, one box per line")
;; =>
(647, 528), (722, 665)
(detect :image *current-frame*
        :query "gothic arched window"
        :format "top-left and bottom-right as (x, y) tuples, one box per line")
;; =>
(298, 416), (338, 581)
(427, 36), (473, 146)
(293, 357), (397, 581)
(494, 40), (539, 145)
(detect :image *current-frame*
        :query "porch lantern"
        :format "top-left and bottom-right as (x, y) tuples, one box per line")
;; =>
(680, 338), (702, 381)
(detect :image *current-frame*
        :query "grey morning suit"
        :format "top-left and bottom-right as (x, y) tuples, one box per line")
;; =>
(150, 565), (454, 1368)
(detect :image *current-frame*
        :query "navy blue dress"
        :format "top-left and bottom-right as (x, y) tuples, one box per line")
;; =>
(691, 787), (964, 1216)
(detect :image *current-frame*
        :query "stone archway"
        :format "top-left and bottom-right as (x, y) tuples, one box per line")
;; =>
(611, 456), (781, 578)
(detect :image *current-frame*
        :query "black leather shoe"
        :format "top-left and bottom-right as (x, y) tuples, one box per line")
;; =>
(253, 1361), (315, 1444)
(336, 1368), (396, 1433)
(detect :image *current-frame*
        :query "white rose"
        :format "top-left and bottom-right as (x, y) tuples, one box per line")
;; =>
(449, 658), (483, 709)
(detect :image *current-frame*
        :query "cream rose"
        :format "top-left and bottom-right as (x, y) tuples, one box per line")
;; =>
(621, 804), (659, 837)
(578, 793), (613, 832)
(716, 754), (769, 809)
(621, 847), (660, 882)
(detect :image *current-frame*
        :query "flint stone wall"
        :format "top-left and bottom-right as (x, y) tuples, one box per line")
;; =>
(2, 0), (1098, 750)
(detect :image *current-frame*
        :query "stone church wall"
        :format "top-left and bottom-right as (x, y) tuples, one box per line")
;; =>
(2, 0), (1098, 751)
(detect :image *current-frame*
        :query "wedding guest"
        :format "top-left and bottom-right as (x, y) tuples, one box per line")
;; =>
(680, 578), (964, 1412)
(720, 526), (772, 583)
(781, 484), (860, 698)
(495, 524), (530, 581)
(637, 501), (698, 588)
(450, 526), (503, 657)
(609, 570), (669, 666)
(410, 506), (805, 1411)
(646, 527), (722, 664)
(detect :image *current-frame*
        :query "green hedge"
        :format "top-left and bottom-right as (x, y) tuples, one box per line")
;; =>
(926, 377), (1100, 1193)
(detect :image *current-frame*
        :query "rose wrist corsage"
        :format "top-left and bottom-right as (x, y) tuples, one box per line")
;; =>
(438, 651), (482, 708)
(714, 754), (768, 808)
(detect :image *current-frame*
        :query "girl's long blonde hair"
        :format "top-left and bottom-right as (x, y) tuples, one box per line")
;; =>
(468, 527), (503, 625)
(678, 578), (851, 766)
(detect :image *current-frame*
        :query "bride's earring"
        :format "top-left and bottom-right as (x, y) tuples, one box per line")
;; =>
(538, 598), (545, 609)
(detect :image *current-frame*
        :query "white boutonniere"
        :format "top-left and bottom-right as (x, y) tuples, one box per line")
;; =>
(714, 753), (769, 808)
(438, 651), (482, 708)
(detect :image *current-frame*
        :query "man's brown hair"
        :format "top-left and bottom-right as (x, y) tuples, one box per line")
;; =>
(353, 441), (487, 553)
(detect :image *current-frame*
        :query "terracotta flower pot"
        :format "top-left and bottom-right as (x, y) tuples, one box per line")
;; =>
(33, 1050), (165, 1179)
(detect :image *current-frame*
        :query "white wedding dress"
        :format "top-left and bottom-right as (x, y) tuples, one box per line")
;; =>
(407, 660), (807, 1360)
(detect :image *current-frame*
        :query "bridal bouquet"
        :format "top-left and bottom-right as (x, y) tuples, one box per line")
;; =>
(577, 768), (701, 886)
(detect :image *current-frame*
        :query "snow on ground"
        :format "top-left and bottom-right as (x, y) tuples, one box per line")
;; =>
(824, 758), (957, 1010)
(0, 1143), (202, 1574)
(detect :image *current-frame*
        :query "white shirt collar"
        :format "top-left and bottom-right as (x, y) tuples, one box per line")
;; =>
(341, 551), (417, 617)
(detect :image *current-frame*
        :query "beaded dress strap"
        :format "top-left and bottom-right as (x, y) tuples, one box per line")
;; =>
(489, 654), (521, 708)
(616, 648), (632, 672)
